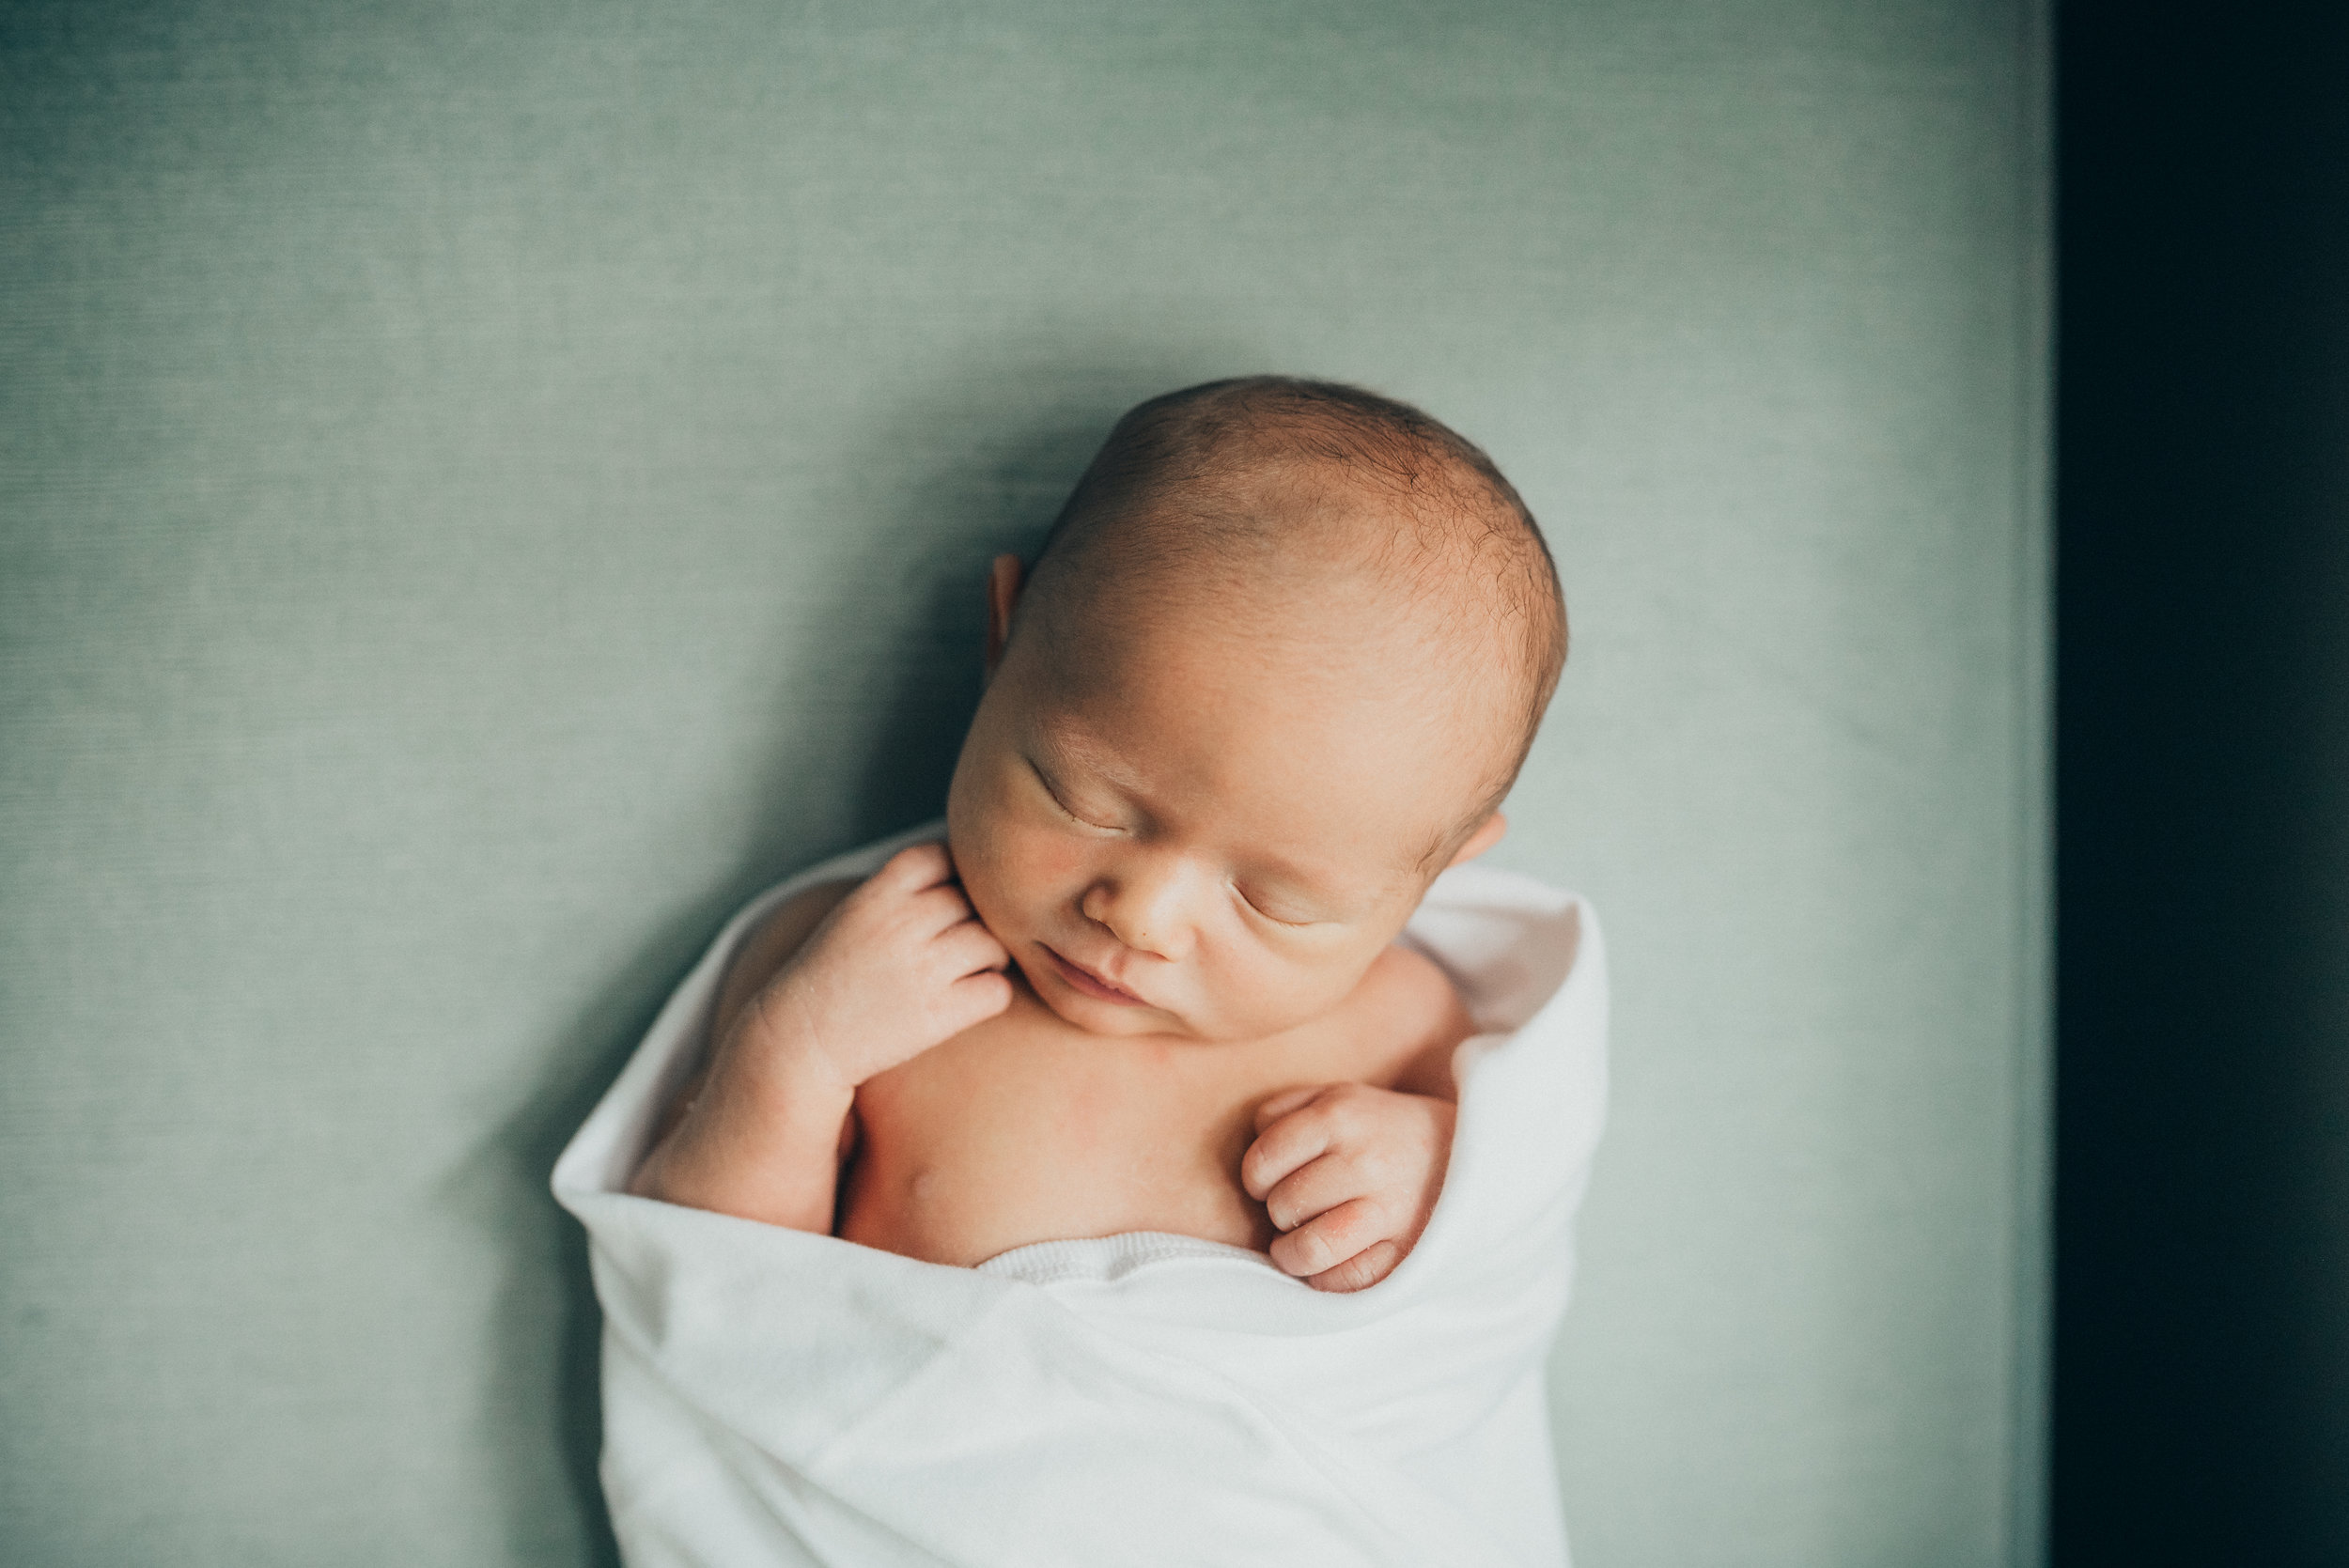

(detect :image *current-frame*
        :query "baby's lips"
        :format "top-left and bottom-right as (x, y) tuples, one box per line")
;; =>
(1040, 943), (1154, 1007)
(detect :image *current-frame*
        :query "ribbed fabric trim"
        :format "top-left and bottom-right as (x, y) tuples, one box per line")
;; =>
(974, 1231), (1284, 1286)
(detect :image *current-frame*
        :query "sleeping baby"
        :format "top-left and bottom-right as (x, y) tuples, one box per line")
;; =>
(630, 375), (1565, 1295)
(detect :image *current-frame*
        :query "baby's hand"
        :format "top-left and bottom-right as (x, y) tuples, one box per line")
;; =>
(630, 843), (1008, 1232)
(1240, 1083), (1456, 1294)
(734, 842), (1014, 1094)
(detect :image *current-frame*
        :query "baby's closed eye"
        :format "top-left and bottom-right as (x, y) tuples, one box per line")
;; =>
(1235, 885), (1318, 927)
(1027, 758), (1121, 831)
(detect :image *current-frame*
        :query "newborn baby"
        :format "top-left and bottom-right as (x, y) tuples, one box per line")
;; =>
(632, 376), (1565, 1293)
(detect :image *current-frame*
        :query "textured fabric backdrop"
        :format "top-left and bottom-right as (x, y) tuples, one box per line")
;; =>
(0, 3), (2047, 1563)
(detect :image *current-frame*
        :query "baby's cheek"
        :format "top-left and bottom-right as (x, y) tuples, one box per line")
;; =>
(1004, 821), (1094, 886)
(1208, 953), (1358, 1040)
(954, 818), (1075, 932)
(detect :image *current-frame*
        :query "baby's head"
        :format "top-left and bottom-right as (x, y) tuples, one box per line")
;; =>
(946, 377), (1565, 1042)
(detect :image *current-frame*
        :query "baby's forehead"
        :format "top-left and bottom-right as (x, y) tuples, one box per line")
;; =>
(1038, 555), (1517, 784)
(1078, 491), (1518, 674)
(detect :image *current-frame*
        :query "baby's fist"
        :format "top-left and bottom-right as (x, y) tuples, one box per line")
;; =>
(1240, 1082), (1455, 1293)
(741, 841), (1013, 1092)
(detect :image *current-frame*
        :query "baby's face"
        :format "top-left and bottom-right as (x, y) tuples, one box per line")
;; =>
(946, 557), (1505, 1043)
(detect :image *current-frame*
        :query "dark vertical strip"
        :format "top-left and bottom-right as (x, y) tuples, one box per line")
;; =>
(2055, 3), (2349, 1562)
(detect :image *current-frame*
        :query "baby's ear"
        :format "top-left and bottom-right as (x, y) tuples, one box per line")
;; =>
(983, 554), (1026, 676)
(1445, 812), (1508, 868)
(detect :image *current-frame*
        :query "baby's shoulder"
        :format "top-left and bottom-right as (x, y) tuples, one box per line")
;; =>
(1354, 940), (1470, 1028)
(1360, 939), (1459, 1001)
(1308, 941), (1475, 1098)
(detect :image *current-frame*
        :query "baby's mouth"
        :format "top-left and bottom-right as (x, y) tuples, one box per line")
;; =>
(1041, 944), (1150, 1007)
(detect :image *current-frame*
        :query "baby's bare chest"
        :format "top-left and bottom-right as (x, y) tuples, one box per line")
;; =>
(836, 948), (1468, 1267)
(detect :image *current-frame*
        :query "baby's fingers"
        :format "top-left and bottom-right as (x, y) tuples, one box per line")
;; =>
(871, 840), (956, 893)
(1252, 1083), (1327, 1134)
(1306, 1240), (1403, 1294)
(944, 968), (1014, 1024)
(1268, 1195), (1390, 1281)
(935, 917), (1010, 977)
(1240, 1100), (1336, 1201)
(1259, 1150), (1364, 1234)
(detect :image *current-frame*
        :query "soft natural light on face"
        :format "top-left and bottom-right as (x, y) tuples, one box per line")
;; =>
(946, 590), (1491, 1045)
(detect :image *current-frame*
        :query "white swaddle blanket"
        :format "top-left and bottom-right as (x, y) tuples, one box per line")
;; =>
(552, 823), (1609, 1568)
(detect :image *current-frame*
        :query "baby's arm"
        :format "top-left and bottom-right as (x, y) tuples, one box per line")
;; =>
(629, 843), (1013, 1231)
(1240, 1082), (1456, 1294)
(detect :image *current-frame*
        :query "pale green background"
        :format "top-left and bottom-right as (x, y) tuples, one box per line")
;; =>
(0, 3), (2048, 1563)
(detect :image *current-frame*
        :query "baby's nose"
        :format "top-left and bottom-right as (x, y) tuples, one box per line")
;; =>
(1080, 861), (1196, 962)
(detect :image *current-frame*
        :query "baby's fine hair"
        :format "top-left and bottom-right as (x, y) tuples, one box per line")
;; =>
(1023, 375), (1568, 823)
